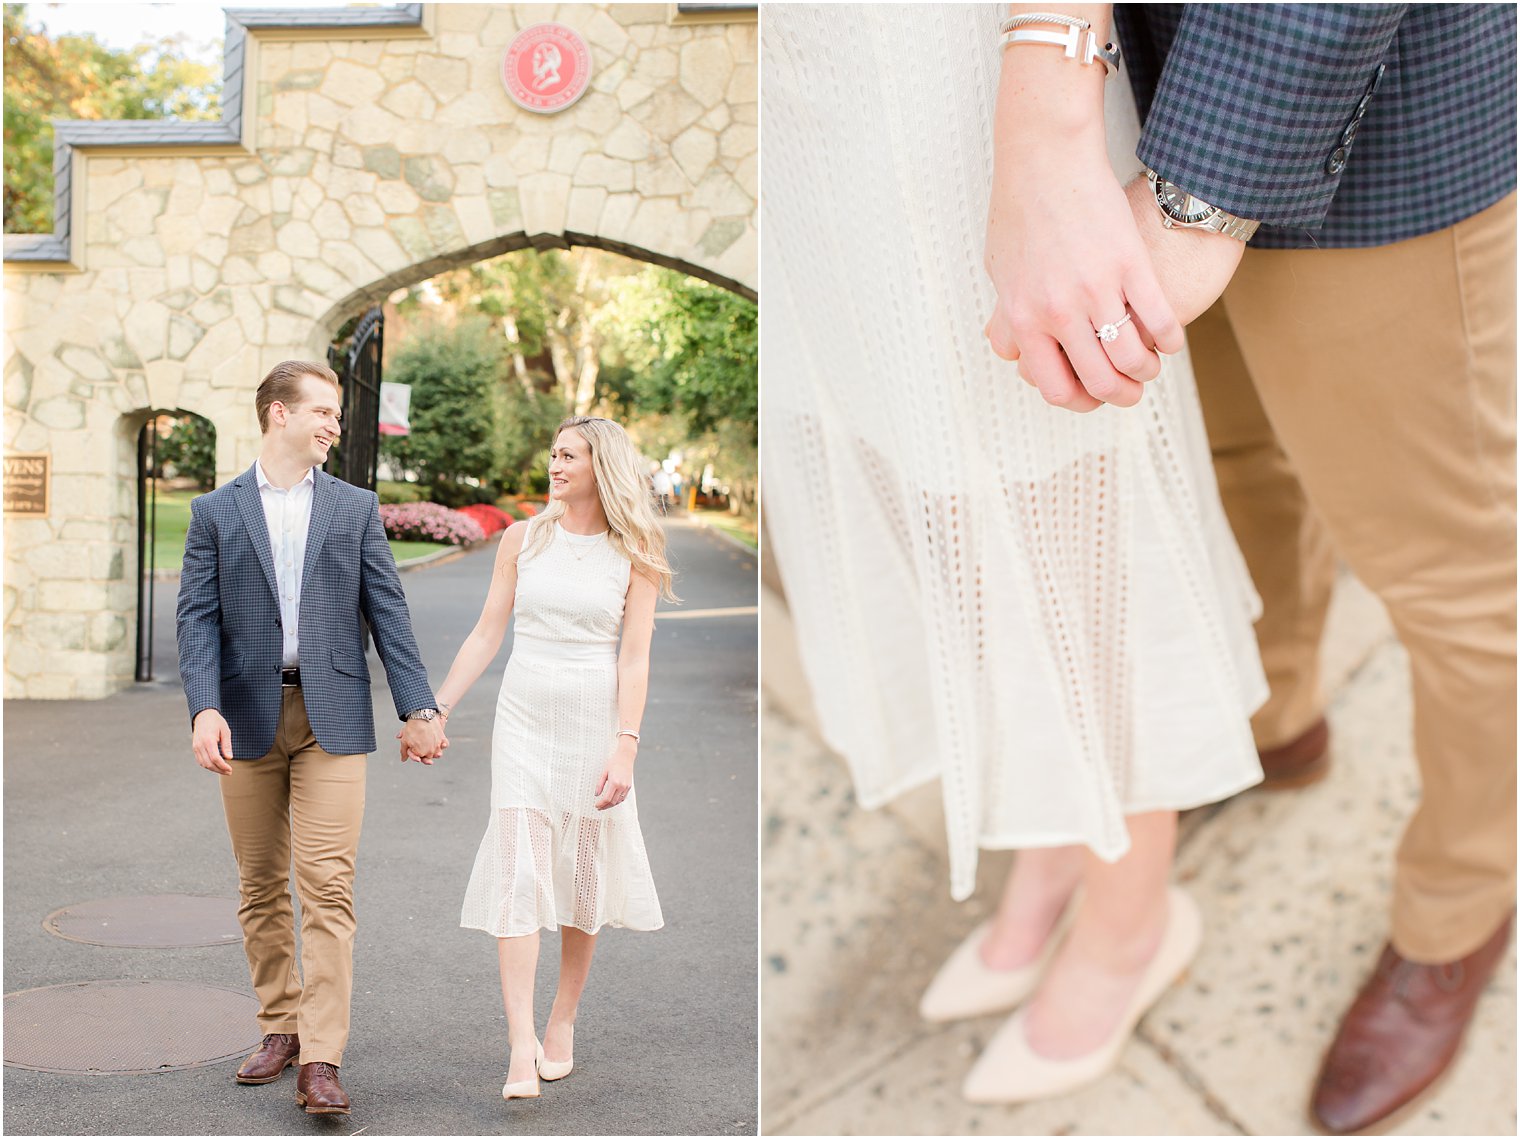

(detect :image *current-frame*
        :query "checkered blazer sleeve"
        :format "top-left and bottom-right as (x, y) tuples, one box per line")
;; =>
(357, 491), (436, 720)
(1133, 3), (1406, 227)
(175, 495), (222, 725)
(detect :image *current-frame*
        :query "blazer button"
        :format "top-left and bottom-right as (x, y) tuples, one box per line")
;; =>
(1327, 148), (1348, 175)
(274, 619), (282, 628)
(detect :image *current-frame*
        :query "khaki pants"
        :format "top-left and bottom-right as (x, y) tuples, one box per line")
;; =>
(1191, 193), (1517, 964)
(221, 687), (367, 1065)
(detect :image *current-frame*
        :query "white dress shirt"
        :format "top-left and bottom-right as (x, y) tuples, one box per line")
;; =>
(255, 461), (315, 668)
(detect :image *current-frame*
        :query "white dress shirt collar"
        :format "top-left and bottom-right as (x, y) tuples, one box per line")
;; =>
(254, 461), (317, 493)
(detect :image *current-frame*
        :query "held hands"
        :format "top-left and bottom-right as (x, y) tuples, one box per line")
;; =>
(983, 149), (1185, 411)
(594, 738), (636, 811)
(191, 708), (234, 775)
(397, 715), (448, 765)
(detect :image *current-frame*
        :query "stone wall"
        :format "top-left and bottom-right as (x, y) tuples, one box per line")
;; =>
(2, 3), (757, 699)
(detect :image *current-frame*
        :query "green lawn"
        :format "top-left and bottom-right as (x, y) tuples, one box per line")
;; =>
(698, 510), (758, 550)
(387, 539), (450, 562)
(145, 490), (195, 573)
(143, 489), (449, 571)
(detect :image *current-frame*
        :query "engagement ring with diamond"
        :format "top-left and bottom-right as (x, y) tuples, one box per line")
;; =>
(1096, 313), (1132, 342)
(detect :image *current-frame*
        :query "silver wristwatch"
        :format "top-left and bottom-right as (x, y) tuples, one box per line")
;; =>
(405, 707), (439, 722)
(1145, 169), (1260, 242)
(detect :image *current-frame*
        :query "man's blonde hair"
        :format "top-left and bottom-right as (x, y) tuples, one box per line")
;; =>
(255, 360), (340, 434)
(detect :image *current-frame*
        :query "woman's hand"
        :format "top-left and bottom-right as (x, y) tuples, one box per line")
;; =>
(594, 740), (637, 810)
(982, 18), (1184, 411)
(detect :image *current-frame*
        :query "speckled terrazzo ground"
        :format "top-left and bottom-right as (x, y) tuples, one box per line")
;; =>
(760, 572), (1517, 1136)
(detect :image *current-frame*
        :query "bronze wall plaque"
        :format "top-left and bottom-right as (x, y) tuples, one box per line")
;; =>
(4, 453), (50, 517)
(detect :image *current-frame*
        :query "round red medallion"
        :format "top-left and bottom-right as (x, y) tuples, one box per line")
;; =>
(502, 23), (592, 114)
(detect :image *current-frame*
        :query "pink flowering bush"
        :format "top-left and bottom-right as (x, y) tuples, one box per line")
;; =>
(379, 502), (486, 546)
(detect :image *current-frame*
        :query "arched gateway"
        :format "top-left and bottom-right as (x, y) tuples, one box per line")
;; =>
(2, 3), (756, 699)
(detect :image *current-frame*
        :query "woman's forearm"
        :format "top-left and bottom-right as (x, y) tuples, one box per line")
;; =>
(615, 653), (650, 753)
(996, 5), (1113, 147)
(435, 625), (506, 714)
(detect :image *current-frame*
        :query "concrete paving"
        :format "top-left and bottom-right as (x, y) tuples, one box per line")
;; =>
(760, 572), (1517, 1137)
(3, 516), (758, 1136)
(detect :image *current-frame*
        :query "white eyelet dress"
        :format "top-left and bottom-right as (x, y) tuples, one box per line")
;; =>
(763, 5), (1269, 903)
(460, 518), (664, 937)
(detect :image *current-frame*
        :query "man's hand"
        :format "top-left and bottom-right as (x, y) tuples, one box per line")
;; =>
(1123, 175), (1245, 326)
(593, 741), (636, 811)
(192, 709), (234, 775)
(398, 716), (446, 765)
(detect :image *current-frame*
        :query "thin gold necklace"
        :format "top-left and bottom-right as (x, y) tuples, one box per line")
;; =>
(559, 523), (606, 562)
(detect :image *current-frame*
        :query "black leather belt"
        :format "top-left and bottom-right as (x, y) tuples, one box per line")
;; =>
(280, 667), (301, 687)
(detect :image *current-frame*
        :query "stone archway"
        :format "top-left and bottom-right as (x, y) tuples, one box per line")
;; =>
(2, 3), (756, 699)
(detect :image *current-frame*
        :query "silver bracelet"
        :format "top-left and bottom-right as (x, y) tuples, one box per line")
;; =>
(616, 729), (640, 742)
(998, 13), (1120, 76)
(999, 12), (1089, 32)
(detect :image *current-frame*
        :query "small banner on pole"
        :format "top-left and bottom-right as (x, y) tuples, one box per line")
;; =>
(379, 382), (412, 436)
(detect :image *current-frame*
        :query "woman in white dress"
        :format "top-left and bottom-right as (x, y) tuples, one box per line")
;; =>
(429, 416), (670, 1100)
(763, 4), (1267, 1102)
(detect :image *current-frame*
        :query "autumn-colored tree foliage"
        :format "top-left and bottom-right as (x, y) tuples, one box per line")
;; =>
(4, 3), (220, 232)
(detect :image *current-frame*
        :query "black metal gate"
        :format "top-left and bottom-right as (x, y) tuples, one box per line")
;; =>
(135, 415), (161, 681)
(326, 306), (385, 491)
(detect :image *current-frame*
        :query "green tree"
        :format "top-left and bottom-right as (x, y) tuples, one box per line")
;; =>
(618, 270), (758, 436)
(381, 317), (502, 506)
(4, 4), (220, 232)
(603, 269), (758, 514)
(157, 413), (215, 490)
(414, 247), (646, 414)
(387, 249), (759, 514)
(491, 375), (566, 494)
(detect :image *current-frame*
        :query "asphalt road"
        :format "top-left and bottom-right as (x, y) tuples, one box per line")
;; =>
(2, 516), (758, 1135)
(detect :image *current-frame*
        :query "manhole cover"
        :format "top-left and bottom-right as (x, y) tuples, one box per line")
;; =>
(43, 895), (241, 948)
(4, 980), (261, 1074)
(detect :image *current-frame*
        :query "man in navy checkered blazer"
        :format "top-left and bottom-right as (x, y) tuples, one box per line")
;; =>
(176, 360), (445, 1116)
(984, 5), (1514, 1132)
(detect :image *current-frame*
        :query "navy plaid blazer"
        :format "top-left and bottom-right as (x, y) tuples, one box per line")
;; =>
(1114, 3), (1518, 248)
(176, 464), (435, 758)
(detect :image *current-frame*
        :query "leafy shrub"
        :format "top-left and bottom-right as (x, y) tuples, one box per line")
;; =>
(380, 317), (501, 502)
(454, 503), (511, 538)
(157, 414), (216, 490)
(378, 502), (485, 546)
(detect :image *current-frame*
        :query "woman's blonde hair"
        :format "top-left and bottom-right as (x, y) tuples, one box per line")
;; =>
(523, 416), (678, 601)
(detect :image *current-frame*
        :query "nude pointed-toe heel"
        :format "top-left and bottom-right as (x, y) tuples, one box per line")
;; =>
(537, 1029), (574, 1081)
(502, 1040), (542, 1100)
(919, 893), (1081, 1023)
(501, 1075), (540, 1100)
(961, 886), (1201, 1104)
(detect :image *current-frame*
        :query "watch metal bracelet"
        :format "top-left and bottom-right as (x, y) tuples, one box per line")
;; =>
(1214, 213), (1260, 241)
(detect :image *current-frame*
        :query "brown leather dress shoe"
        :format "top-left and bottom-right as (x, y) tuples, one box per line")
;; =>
(1258, 716), (1330, 789)
(295, 1061), (351, 1115)
(235, 1033), (300, 1084)
(1311, 913), (1514, 1135)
